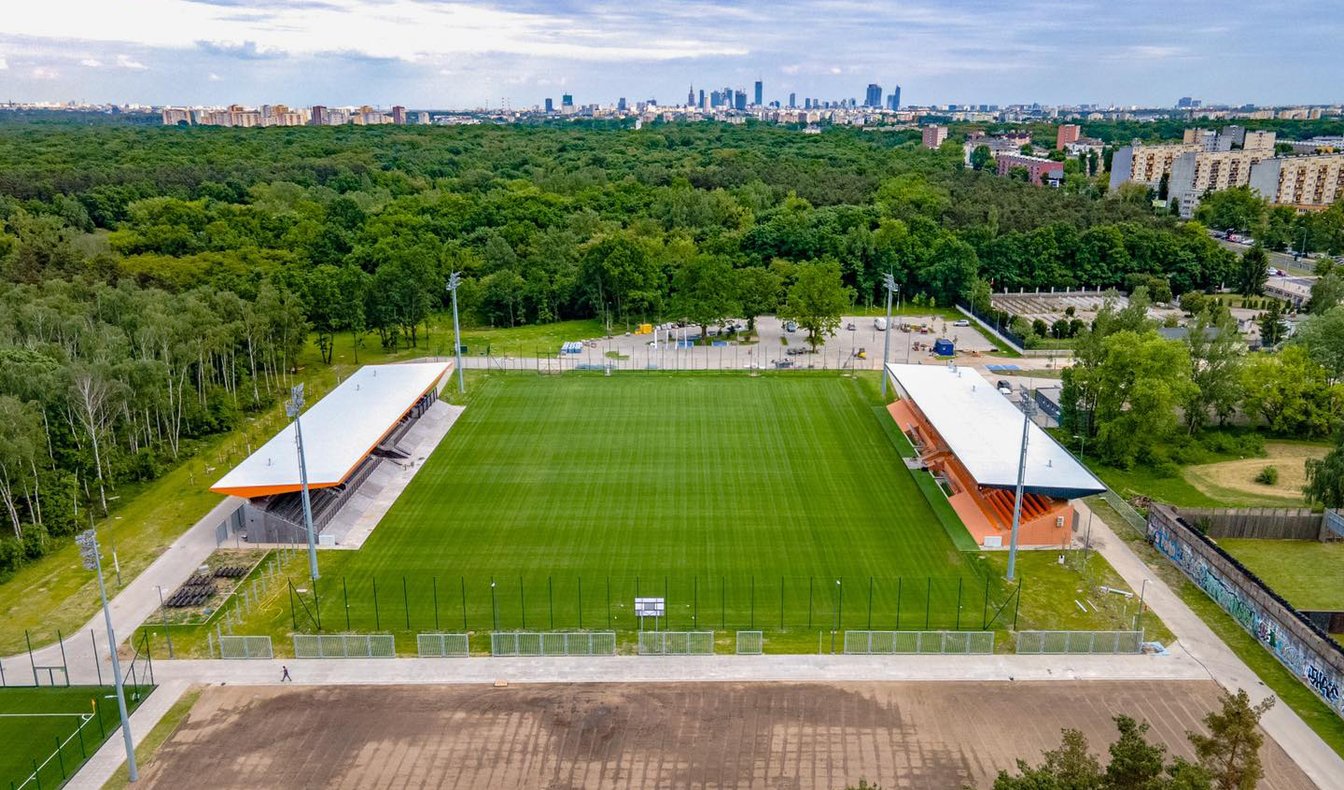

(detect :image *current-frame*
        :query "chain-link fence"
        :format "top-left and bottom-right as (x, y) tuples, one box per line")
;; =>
(417, 633), (471, 657)
(293, 634), (396, 658)
(736, 631), (763, 655)
(489, 631), (617, 656)
(1015, 630), (1143, 654)
(217, 635), (274, 659)
(843, 630), (996, 654)
(638, 631), (715, 655)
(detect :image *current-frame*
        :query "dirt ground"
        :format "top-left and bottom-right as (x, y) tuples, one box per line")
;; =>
(1185, 442), (1328, 504)
(138, 681), (1313, 789)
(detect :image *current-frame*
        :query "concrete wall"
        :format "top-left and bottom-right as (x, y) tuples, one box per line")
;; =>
(1148, 504), (1344, 718)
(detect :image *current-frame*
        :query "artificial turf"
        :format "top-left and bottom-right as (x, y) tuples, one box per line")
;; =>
(288, 373), (1003, 637)
(1216, 538), (1344, 611)
(0, 686), (144, 788)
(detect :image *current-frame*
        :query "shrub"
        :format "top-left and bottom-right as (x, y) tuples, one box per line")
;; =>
(1254, 466), (1279, 485)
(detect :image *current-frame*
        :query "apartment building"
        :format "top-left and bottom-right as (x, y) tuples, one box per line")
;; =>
(1250, 153), (1344, 210)
(1170, 149), (1274, 217)
(922, 125), (948, 148)
(995, 153), (1064, 186)
(1109, 143), (1200, 190)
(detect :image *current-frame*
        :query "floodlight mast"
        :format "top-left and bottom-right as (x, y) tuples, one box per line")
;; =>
(77, 528), (137, 782)
(880, 274), (898, 396)
(447, 273), (465, 394)
(1005, 386), (1036, 582)
(286, 385), (320, 581)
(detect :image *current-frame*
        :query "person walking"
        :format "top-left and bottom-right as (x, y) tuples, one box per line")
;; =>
(281, 665), (292, 682)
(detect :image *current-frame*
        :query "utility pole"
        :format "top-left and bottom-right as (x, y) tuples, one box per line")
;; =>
(286, 385), (319, 581)
(156, 585), (173, 659)
(447, 273), (465, 394)
(1006, 386), (1036, 582)
(76, 529), (138, 782)
(880, 274), (897, 395)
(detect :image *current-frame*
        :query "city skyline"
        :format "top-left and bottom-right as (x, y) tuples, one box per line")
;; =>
(2, 1), (1343, 108)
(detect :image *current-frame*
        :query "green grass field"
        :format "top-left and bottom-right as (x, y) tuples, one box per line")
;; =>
(0, 686), (145, 789)
(1217, 539), (1344, 611)
(231, 373), (1018, 650)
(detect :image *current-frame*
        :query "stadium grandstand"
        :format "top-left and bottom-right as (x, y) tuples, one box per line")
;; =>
(211, 361), (451, 544)
(885, 363), (1105, 549)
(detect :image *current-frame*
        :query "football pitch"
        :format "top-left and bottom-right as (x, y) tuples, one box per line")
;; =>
(0, 686), (141, 789)
(269, 373), (1009, 643)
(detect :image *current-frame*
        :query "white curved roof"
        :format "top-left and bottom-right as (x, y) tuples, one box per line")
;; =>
(211, 362), (449, 498)
(886, 363), (1104, 499)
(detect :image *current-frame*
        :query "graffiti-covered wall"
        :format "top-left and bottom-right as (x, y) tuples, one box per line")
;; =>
(1148, 504), (1344, 719)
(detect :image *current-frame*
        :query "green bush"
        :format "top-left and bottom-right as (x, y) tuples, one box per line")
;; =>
(1254, 466), (1279, 485)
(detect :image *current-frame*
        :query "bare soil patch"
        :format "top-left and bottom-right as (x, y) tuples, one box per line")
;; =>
(1184, 442), (1328, 504)
(137, 681), (1312, 789)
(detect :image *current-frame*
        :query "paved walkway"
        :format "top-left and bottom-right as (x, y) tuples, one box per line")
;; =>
(1076, 499), (1344, 788)
(3, 495), (243, 678)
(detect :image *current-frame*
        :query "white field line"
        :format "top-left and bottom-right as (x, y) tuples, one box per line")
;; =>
(13, 712), (95, 790)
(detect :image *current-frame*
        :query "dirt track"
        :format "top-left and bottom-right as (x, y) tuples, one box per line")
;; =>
(140, 681), (1314, 789)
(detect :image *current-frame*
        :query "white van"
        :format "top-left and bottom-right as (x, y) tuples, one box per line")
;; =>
(874, 317), (888, 331)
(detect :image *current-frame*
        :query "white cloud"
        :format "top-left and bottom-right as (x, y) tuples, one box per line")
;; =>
(208, 72), (221, 81)
(0, 56), (8, 70)
(115, 54), (147, 70)
(30, 66), (58, 79)
(80, 58), (102, 67)
(4, 0), (746, 63)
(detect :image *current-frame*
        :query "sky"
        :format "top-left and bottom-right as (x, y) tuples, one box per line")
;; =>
(1, 0), (1341, 109)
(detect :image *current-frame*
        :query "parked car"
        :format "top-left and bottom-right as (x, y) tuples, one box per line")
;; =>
(874, 317), (888, 331)
(953, 319), (970, 327)
(997, 380), (1013, 395)
(784, 321), (797, 332)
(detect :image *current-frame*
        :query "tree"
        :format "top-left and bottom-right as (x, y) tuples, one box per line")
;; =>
(1073, 330), (1194, 468)
(735, 266), (784, 333)
(779, 260), (854, 351)
(993, 728), (1102, 789)
(0, 396), (42, 538)
(1304, 428), (1344, 507)
(1104, 715), (1171, 790)
(1193, 187), (1266, 233)
(970, 145), (993, 171)
(1307, 272), (1344, 315)
(1233, 246), (1269, 298)
(1183, 307), (1245, 432)
(1240, 346), (1338, 437)
(1256, 300), (1286, 348)
(1293, 306), (1344, 382)
(670, 255), (739, 342)
(1188, 689), (1273, 790)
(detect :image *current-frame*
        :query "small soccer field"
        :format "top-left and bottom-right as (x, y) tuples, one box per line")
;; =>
(287, 373), (1004, 643)
(0, 686), (142, 789)
(1218, 538), (1344, 611)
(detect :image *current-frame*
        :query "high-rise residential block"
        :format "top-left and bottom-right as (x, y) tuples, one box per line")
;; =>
(922, 125), (948, 149)
(1250, 152), (1344, 210)
(391, 105), (406, 124)
(1109, 143), (1201, 190)
(1056, 124), (1080, 150)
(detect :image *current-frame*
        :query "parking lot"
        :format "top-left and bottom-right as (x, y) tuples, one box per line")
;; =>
(538, 315), (999, 372)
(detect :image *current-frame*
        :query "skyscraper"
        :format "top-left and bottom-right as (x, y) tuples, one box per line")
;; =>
(735, 90), (747, 111)
(544, 98), (553, 113)
(889, 86), (901, 110)
(617, 97), (627, 112)
(688, 85), (696, 107)
(698, 89), (705, 107)
(865, 83), (882, 108)
(562, 94), (574, 108)
(788, 92), (796, 109)
(754, 80), (763, 107)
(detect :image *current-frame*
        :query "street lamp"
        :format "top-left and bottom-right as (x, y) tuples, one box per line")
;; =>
(880, 274), (898, 396)
(1006, 386), (1036, 582)
(76, 529), (138, 782)
(156, 585), (173, 659)
(285, 385), (320, 582)
(446, 273), (465, 394)
(1073, 433), (1086, 462)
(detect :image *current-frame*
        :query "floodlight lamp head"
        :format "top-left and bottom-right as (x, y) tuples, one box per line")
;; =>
(447, 272), (462, 291)
(883, 273), (898, 291)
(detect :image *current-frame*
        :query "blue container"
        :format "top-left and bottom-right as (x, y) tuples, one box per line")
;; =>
(933, 338), (955, 356)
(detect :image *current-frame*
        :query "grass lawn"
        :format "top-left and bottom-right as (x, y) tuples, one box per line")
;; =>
(0, 686), (147, 789)
(248, 373), (992, 646)
(1183, 442), (1327, 506)
(1216, 539), (1344, 611)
